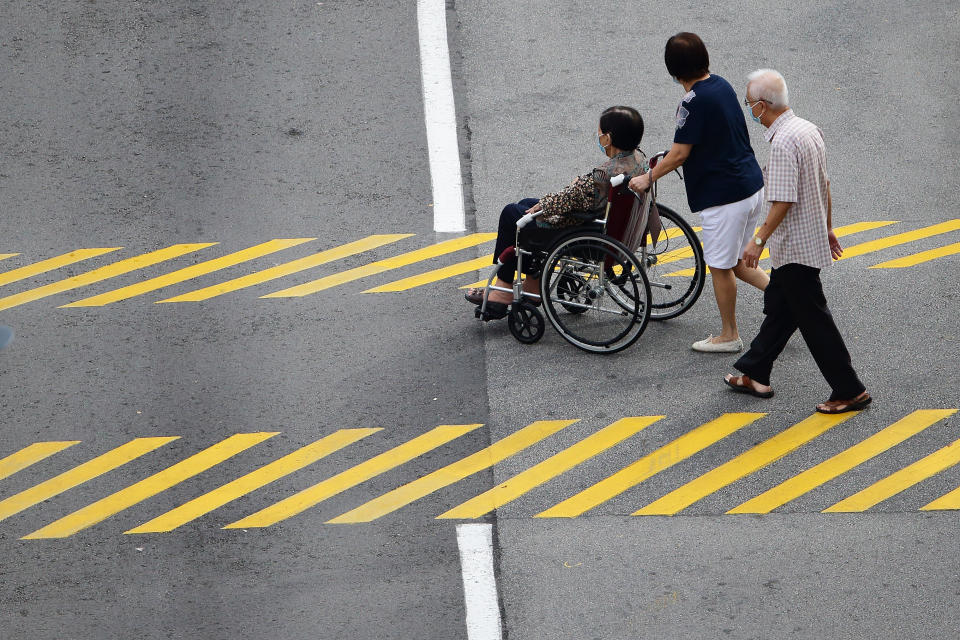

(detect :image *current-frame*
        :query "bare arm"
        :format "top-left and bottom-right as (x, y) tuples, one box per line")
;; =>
(741, 201), (792, 269)
(628, 142), (692, 192)
(825, 180), (842, 259)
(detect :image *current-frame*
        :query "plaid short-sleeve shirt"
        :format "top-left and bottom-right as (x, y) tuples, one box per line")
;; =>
(763, 110), (833, 269)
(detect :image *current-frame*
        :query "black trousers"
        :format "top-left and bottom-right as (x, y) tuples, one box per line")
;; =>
(493, 198), (556, 283)
(734, 263), (865, 401)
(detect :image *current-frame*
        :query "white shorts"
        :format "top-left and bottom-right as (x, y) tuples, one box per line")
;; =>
(697, 188), (765, 269)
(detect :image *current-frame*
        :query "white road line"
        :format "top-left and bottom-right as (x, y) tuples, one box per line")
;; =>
(417, 0), (466, 233)
(456, 523), (504, 640)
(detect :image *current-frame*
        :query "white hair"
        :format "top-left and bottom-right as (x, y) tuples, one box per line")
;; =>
(747, 69), (789, 108)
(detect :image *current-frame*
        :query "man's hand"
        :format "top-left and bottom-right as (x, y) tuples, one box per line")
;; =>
(742, 242), (763, 269)
(525, 202), (542, 214)
(828, 229), (843, 260)
(628, 172), (651, 193)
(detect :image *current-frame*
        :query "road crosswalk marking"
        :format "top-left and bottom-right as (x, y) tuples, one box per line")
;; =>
(0, 441), (80, 482)
(0, 248), (121, 288)
(728, 409), (956, 514)
(0, 437), (178, 524)
(823, 436), (960, 513)
(262, 233), (497, 298)
(870, 241), (960, 269)
(224, 424), (483, 528)
(634, 412), (853, 515)
(536, 413), (762, 518)
(0, 219), (955, 310)
(4, 410), (960, 538)
(437, 416), (663, 519)
(326, 420), (576, 524)
(62, 239), (315, 307)
(0, 243), (215, 312)
(22, 433), (275, 539)
(157, 234), (413, 303)
(126, 428), (380, 533)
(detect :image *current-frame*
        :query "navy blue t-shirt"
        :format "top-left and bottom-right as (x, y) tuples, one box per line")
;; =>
(673, 74), (764, 212)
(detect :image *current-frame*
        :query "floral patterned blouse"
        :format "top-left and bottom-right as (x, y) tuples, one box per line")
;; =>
(538, 150), (648, 228)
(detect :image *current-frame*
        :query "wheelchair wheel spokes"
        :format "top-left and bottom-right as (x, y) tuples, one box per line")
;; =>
(640, 205), (706, 320)
(541, 232), (651, 354)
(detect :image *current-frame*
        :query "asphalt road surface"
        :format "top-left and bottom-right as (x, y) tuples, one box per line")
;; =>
(1, 1), (958, 639)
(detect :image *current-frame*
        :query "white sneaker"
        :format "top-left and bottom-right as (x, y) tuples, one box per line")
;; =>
(691, 335), (743, 353)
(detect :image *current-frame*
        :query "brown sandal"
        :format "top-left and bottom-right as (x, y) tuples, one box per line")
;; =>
(816, 391), (872, 414)
(724, 374), (774, 399)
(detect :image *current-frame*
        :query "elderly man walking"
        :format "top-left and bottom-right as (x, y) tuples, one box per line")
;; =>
(723, 69), (871, 414)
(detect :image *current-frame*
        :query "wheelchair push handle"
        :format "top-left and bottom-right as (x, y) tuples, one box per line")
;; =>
(610, 173), (627, 187)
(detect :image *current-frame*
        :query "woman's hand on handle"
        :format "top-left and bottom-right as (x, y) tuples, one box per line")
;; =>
(525, 202), (542, 214)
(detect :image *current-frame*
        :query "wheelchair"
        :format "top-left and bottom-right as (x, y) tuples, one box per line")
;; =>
(474, 151), (706, 354)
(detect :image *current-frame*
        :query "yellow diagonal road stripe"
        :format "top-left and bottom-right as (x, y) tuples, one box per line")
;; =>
(824, 437), (960, 513)
(364, 255), (493, 293)
(326, 420), (576, 524)
(126, 429), (380, 533)
(921, 479), (960, 511)
(665, 220), (898, 277)
(838, 219), (960, 261)
(0, 253), (18, 261)
(634, 412), (854, 516)
(0, 248), (121, 288)
(23, 432), (276, 539)
(0, 244), (215, 312)
(157, 235), (412, 303)
(225, 424), (482, 528)
(536, 413), (763, 518)
(263, 233), (497, 297)
(870, 242), (960, 269)
(729, 410), (956, 514)
(63, 239), (314, 307)
(438, 416), (662, 519)
(0, 437), (177, 523)
(0, 441), (81, 482)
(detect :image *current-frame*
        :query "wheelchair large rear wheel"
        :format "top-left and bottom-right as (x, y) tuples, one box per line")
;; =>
(635, 204), (705, 320)
(540, 232), (651, 354)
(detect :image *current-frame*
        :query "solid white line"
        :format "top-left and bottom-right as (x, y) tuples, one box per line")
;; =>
(456, 523), (503, 640)
(417, 0), (466, 233)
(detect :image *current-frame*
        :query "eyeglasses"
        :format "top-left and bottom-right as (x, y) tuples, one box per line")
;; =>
(743, 97), (768, 108)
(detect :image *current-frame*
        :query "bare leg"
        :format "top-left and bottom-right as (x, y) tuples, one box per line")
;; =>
(710, 266), (739, 342)
(486, 278), (514, 304)
(733, 259), (769, 291)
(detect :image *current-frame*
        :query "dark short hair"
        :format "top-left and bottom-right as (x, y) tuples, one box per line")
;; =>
(599, 106), (644, 150)
(664, 32), (710, 81)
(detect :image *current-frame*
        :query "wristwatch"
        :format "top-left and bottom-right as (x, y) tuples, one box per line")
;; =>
(753, 236), (764, 246)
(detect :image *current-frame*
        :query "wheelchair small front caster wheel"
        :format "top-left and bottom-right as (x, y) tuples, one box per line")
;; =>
(508, 302), (545, 344)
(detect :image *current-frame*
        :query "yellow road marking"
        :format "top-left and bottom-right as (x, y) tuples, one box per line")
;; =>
(921, 480), (960, 511)
(0, 248), (121, 288)
(437, 416), (662, 519)
(0, 254), (19, 261)
(838, 219), (960, 261)
(728, 410), (956, 514)
(0, 438), (177, 523)
(157, 235), (412, 302)
(126, 429), (380, 533)
(62, 239), (314, 307)
(870, 241), (960, 269)
(263, 233), (497, 297)
(824, 437), (960, 513)
(536, 413), (763, 518)
(22, 433), (276, 539)
(0, 244), (215, 312)
(665, 220), (899, 277)
(326, 420), (576, 524)
(0, 441), (81, 482)
(634, 412), (853, 516)
(364, 255), (493, 293)
(225, 424), (482, 528)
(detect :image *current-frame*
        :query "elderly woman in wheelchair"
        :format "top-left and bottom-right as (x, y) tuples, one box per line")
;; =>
(464, 105), (708, 353)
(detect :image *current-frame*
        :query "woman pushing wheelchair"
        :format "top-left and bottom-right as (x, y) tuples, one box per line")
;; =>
(464, 106), (647, 320)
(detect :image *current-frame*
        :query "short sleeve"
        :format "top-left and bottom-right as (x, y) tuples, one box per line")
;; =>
(673, 92), (704, 145)
(765, 140), (799, 203)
